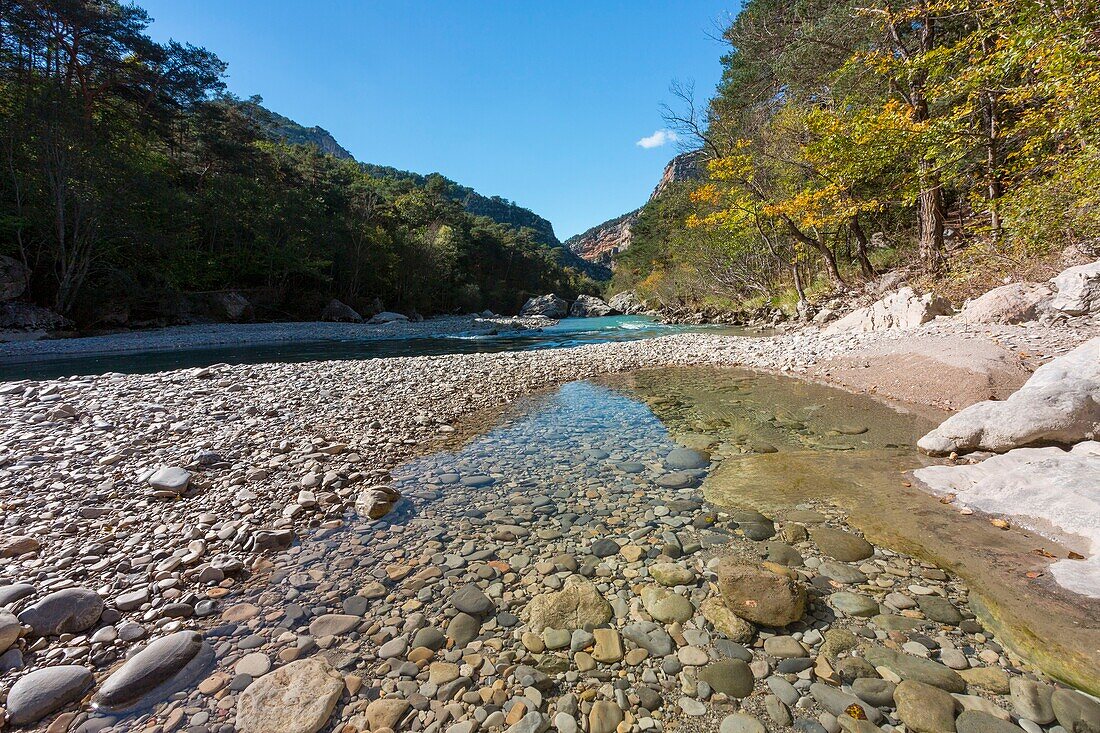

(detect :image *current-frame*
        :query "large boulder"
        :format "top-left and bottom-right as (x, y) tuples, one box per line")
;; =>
(5, 665), (94, 725)
(1050, 259), (1100, 315)
(825, 287), (952, 334)
(212, 291), (254, 322)
(93, 630), (215, 713)
(715, 562), (807, 627)
(18, 587), (103, 637)
(525, 575), (613, 631)
(959, 282), (1052, 324)
(569, 294), (616, 318)
(0, 301), (72, 331)
(0, 255), (29, 301)
(918, 337), (1100, 455)
(320, 299), (363, 323)
(608, 290), (647, 315)
(519, 294), (569, 318)
(235, 657), (345, 733)
(368, 311), (409, 324)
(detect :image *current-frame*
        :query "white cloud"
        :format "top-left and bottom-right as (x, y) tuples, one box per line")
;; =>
(636, 129), (679, 149)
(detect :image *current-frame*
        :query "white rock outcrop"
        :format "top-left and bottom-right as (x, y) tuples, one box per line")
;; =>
(368, 311), (409, 324)
(918, 337), (1100, 455)
(825, 287), (952, 334)
(519, 294), (569, 319)
(1049, 259), (1100, 316)
(608, 290), (648, 315)
(569, 294), (615, 318)
(959, 282), (1052, 325)
(915, 441), (1100, 598)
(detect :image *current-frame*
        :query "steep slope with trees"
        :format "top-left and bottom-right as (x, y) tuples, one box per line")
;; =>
(613, 0), (1100, 318)
(0, 1), (596, 329)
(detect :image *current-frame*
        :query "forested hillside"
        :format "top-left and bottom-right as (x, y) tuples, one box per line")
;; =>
(613, 0), (1100, 318)
(0, 2), (595, 329)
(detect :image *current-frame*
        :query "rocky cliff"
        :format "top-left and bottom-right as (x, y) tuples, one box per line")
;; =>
(566, 150), (704, 269)
(563, 210), (640, 268)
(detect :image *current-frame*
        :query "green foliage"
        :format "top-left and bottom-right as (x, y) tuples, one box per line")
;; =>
(615, 0), (1100, 313)
(0, 1), (594, 325)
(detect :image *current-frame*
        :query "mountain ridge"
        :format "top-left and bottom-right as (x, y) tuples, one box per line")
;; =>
(258, 104), (609, 279)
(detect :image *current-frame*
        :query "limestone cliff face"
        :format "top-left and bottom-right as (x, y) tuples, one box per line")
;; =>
(566, 150), (704, 269)
(563, 210), (640, 268)
(649, 150), (703, 201)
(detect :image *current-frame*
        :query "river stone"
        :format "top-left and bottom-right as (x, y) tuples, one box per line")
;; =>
(93, 630), (215, 713)
(959, 666), (1010, 694)
(810, 527), (874, 562)
(665, 448), (709, 469)
(0, 611), (20, 653)
(721, 713), (768, 733)
(235, 657), (345, 733)
(699, 597), (755, 642)
(622, 623), (674, 656)
(649, 562), (696, 587)
(864, 646), (966, 693)
(526, 576), (612, 631)
(809, 682), (883, 724)
(1052, 687), (1100, 733)
(448, 612), (481, 646)
(589, 701), (624, 733)
(731, 510), (776, 540)
(699, 659), (755, 698)
(956, 710), (1025, 733)
(852, 678), (896, 708)
(872, 613), (926, 632)
(818, 561), (866, 584)
(1009, 678), (1055, 724)
(830, 592), (879, 617)
(148, 466), (191, 493)
(640, 586), (694, 623)
(917, 596), (964, 625)
(18, 587), (103, 636)
(764, 635), (807, 658)
(895, 680), (961, 733)
(6, 664), (94, 724)
(0, 535), (39, 558)
(590, 538), (620, 558)
(308, 614), (360, 637)
(0, 583), (35, 607)
(821, 628), (859, 660)
(716, 563), (807, 627)
(765, 542), (804, 567)
(365, 698), (412, 731)
(451, 584), (494, 615)
(655, 471), (697, 489)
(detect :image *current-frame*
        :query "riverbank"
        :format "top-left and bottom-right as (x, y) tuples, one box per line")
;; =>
(1, 318), (1098, 731)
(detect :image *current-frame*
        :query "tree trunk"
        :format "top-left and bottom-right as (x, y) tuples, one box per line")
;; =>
(849, 216), (877, 279)
(791, 263), (808, 319)
(784, 217), (846, 289)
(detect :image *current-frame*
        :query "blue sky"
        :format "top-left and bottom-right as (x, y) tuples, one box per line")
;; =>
(141, 1), (737, 239)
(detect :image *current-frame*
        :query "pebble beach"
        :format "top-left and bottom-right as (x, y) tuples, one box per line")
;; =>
(1, 319), (1099, 732)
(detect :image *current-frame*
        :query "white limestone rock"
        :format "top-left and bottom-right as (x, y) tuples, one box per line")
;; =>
(959, 282), (1052, 325)
(1050, 259), (1100, 316)
(915, 441), (1100, 598)
(825, 287), (952, 334)
(918, 337), (1100, 455)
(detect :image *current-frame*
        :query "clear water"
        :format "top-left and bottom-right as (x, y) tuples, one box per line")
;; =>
(385, 367), (1099, 689)
(0, 316), (755, 382)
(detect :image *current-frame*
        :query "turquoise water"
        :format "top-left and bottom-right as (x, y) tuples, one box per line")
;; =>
(0, 316), (754, 381)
